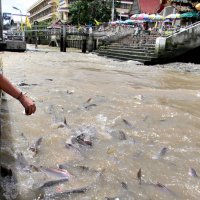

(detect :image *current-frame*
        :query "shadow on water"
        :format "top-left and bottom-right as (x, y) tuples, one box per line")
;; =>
(0, 93), (19, 200)
(172, 46), (200, 64)
(145, 46), (200, 66)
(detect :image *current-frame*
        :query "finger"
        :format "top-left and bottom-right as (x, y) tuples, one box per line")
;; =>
(25, 108), (31, 115)
(30, 105), (36, 114)
(26, 107), (32, 115)
(25, 108), (29, 115)
(32, 104), (36, 113)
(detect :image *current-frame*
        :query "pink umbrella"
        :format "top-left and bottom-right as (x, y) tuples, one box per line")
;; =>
(130, 14), (140, 20)
(137, 13), (150, 20)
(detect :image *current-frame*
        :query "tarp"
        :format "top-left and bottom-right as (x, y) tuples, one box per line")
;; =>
(181, 12), (199, 18)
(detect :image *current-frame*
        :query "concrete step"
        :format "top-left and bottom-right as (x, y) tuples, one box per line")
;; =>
(96, 51), (157, 61)
(96, 53), (152, 63)
(99, 45), (155, 53)
(102, 46), (155, 53)
(97, 48), (156, 56)
(107, 43), (155, 49)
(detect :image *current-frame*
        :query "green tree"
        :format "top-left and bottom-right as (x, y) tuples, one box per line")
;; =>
(69, 0), (119, 25)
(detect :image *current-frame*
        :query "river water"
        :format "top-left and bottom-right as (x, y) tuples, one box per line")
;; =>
(0, 47), (200, 200)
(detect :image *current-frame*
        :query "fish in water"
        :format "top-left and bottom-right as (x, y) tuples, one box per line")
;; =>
(121, 182), (128, 190)
(153, 182), (176, 197)
(31, 166), (71, 190)
(122, 119), (134, 129)
(118, 130), (127, 140)
(44, 184), (90, 199)
(188, 167), (198, 177)
(66, 90), (74, 94)
(39, 167), (72, 179)
(39, 178), (68, 189)
(16, 153), (40, 173)
(70, 133), (93, 147)
(65, 143), (83, 153)
(29, 137), (43, 155)
(76, 134), (92, 146)
(42, 163), (102, 199)
(58, 163), (101, 177)
(51, 117), (70, 129)
(152, 147), (168, 160)
(105, 197), (120, 200)
(86, 97), (92, 103)
(18, 82), (29, 86)
(46, 78), (53, 81)
(108, 130), (127, 141)
(16, 153), (30, 171)
(59, 164), (89, 171)
(84, 103), (97, 110)
(137, 168), (142, 184)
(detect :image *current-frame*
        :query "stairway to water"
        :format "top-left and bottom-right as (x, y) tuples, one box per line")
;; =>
(95, 21), (200, 64)
(95, 33), (159, 64)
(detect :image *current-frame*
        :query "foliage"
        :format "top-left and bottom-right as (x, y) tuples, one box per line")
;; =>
(69, 0), (119, 25)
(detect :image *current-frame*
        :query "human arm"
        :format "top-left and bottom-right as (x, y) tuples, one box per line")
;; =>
(0, 74), (36, 115)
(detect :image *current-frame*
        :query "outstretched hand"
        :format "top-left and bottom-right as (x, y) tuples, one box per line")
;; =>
(18, 94), (36, 115)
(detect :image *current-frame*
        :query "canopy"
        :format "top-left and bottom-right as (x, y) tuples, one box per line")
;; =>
(181, 12), (199, 18)
(196, 3), (200, 11)
(137, 13), (150, 20)
(149, 14), (164, 21)
(124, 19), (135, 25)
(165, 13), (181, 19)
(130, 14), (140, 20)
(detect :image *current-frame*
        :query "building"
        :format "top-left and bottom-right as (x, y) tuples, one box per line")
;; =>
(27, 0), (74, 24)
(27, 0), (57, 24)
(116, 0), (135, 20)
(115, 0), (167, 20)
(27, 0), (173, 25)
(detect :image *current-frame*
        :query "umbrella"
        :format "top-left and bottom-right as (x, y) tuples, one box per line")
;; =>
(137, 13), (150, 20)
(124, 19), (135, 25)
(116, 20), (125, 24)
(195, 3), (200, 11)
(149, 14), (164, 21)
(181, 12), (199, 18)
(165, 13), (181, 19)
(130, 14), (140, 20)
(109, 21), (117, 25)
(131, 13), (150, 20)
(164, 19), (172, 23)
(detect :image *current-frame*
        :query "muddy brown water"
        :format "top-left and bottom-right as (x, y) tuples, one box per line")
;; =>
(1, 47), (200, 200)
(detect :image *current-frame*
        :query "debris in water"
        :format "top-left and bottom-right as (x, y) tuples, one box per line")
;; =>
(152, 147), (168, 160)
(137, 168), (142, 184)
(188, 167), (198, 177)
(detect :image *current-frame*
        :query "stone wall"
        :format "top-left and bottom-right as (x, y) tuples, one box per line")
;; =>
(155, 22), (200, 60)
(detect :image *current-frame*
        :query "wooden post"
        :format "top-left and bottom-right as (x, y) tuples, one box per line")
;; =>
(63, 25), (66, 52)
(60, 26), (63, 52)
(87, 34), (93, 52)
(82, 35), (87, 53)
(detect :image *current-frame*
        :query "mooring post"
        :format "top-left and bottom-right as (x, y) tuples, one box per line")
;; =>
(60, 26), (63, 52)
(82, 35), (87, 53)
(87, 34), (94, 52)
(33, 21), (39, 49)
(63, 25), (66, 52)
